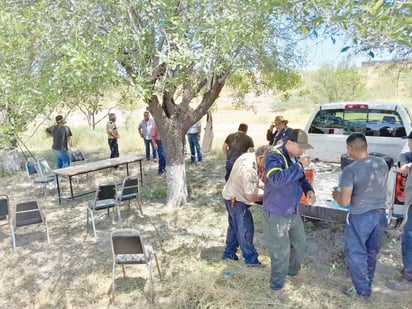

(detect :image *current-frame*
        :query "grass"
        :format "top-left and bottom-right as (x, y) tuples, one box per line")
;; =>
(0, 64), (411, 308)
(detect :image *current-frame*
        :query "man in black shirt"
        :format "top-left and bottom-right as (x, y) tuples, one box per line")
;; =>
(222, 123), (254, 181)
(45, 115), (73, 168)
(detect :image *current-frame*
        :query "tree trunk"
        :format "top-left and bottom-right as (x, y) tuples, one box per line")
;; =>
(165, 163), (187, 207)
(160, 119), (187, 207)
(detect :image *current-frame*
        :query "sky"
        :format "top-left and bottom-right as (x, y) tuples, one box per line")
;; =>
(300, 35), (393, 71)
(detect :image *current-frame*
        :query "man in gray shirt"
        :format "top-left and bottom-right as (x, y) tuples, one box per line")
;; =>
(332, 133), (388, 301)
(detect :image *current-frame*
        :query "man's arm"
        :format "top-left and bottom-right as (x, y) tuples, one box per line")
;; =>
(67, 136), (73, 149)
(197, 123), (201, 140)
(332, 186), (352, 207)
(222, 142), (229, 156)
(245, 193), (263, 203)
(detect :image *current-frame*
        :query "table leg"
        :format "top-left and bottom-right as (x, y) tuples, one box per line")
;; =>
(69, 176), (74, 206)
(139, 160), (143, 185)
(56, 175), (62, 204)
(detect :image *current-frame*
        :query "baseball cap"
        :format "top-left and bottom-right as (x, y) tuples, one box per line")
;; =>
(288, 129), (313, 149)
(402, 132), (412, 139)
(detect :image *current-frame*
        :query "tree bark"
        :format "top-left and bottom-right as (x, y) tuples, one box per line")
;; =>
(165, 163), (187, 207)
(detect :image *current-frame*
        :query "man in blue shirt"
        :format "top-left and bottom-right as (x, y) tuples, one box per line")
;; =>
(262, 129), (315, 299)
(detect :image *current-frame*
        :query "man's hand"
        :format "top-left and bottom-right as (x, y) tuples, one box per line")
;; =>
(400, 164), (410, 176)
(306, 191), (316, 205)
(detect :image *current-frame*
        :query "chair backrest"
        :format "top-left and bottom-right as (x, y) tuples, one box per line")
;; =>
(0, 195), (10, 218)
(37, 157), (53, 177)
(121, 175), (139, 196)
(96, 183), (117, 200)
(15, 200), (43, 227)
(111, 229), (145, 257)
(70, 150), (85, 163)
(25, 160), (38, 177)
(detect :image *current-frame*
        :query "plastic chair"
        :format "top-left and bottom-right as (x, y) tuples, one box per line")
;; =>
(11, 199), (50, 251)
(0, 195), (13, 249)
(110, 228), (162, 302)
(87, 182), (122, 238)
(25, 159), (56, 195)
(117, 175), (144, 217)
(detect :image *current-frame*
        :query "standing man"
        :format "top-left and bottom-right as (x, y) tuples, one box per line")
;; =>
(187, 120), (202, 163)
(222, 145), (271, 266)
(222, 123), (254, 181)
(106, 113), (119, 158)
(45, 115), (73, 168)
(398, 131), (412, 176)
(266, 115), (293, 146)
(332, 133), (388, 300)
(263, 129), (315, 297)
(386, 133), (412, 291)
(138, 111), (157, 161)
(150, 121), (166, 175)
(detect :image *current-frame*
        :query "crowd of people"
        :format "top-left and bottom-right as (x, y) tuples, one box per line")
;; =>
(45, 111), (412, 302)
(221, 115), (412, 303)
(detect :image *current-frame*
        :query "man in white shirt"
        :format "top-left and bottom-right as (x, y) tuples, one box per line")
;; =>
(187, 120), (202, 163)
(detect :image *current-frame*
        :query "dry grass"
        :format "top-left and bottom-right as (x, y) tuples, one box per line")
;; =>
(1, 82), (412, 308)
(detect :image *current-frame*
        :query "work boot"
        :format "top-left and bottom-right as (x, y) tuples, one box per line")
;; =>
(386, 279), (412, 291)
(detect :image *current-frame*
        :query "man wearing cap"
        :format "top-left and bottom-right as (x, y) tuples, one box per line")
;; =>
(262, 128), (316, 298)
(106, 113), (119, 158)
(45, 115), (73, 168)
(332, 133), (388, 300)
(222, 123), (254, 181)
(266, 116), (293, 146)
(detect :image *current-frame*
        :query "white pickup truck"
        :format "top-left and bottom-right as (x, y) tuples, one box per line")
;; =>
(299, 102), (412, 226)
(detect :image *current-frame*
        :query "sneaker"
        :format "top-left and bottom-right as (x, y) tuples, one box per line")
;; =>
(269, 288), (290, 302)
(153, 159), (157, 162)
(246, 261), (266, 268)
(342, 286), (371, 302)
(386, 279), (412, 291)
(222, 254), (239, 261)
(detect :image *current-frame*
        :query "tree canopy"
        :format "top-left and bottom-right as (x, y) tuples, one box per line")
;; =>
(1, 0), (410, 205)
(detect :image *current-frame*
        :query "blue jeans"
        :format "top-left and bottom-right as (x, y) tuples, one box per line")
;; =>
(402, 207), (412, 280)
(223, 199), (259, 264)
(344, 208), (387, 297)
(108, 138), (119, 158)
(144, 138), (156, 160)
(53, 149), (71, 169)
(262, 210), (306, 290)
(155, 140), (166, 174)
(187, 134), (202, 162)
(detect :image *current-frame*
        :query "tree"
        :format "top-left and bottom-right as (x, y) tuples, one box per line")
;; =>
(309, 0), (412, 62)
(2, 0), (409, 206)
(1, 0), (309, 206)
(308, 64), (366, 103)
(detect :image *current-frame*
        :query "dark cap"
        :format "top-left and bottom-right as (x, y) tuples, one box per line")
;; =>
(238, 123), (248, 133)
(288, 129), (313, 149)
(402, 132), (412, 139)
(55, 115), (64, 123)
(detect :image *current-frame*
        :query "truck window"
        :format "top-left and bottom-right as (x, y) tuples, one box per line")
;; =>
(309, 109), (406, 137)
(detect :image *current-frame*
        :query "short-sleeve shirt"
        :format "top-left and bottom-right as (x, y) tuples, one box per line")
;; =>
(224, 132), (254, 163)
(46, 125), (72, 151)
(222, 153), (259, 205)
(187, 121), (201, 134)
(138, 118), (155, 140)
(150, 122), (161, 141)
(106, 121), (118, 139)
(398, 151), (412, 164)
(340, 156), (388, 214)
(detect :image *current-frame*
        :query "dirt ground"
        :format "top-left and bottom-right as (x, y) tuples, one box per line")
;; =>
(0, 149), (411, 308)
(1, 98), (412, 308)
